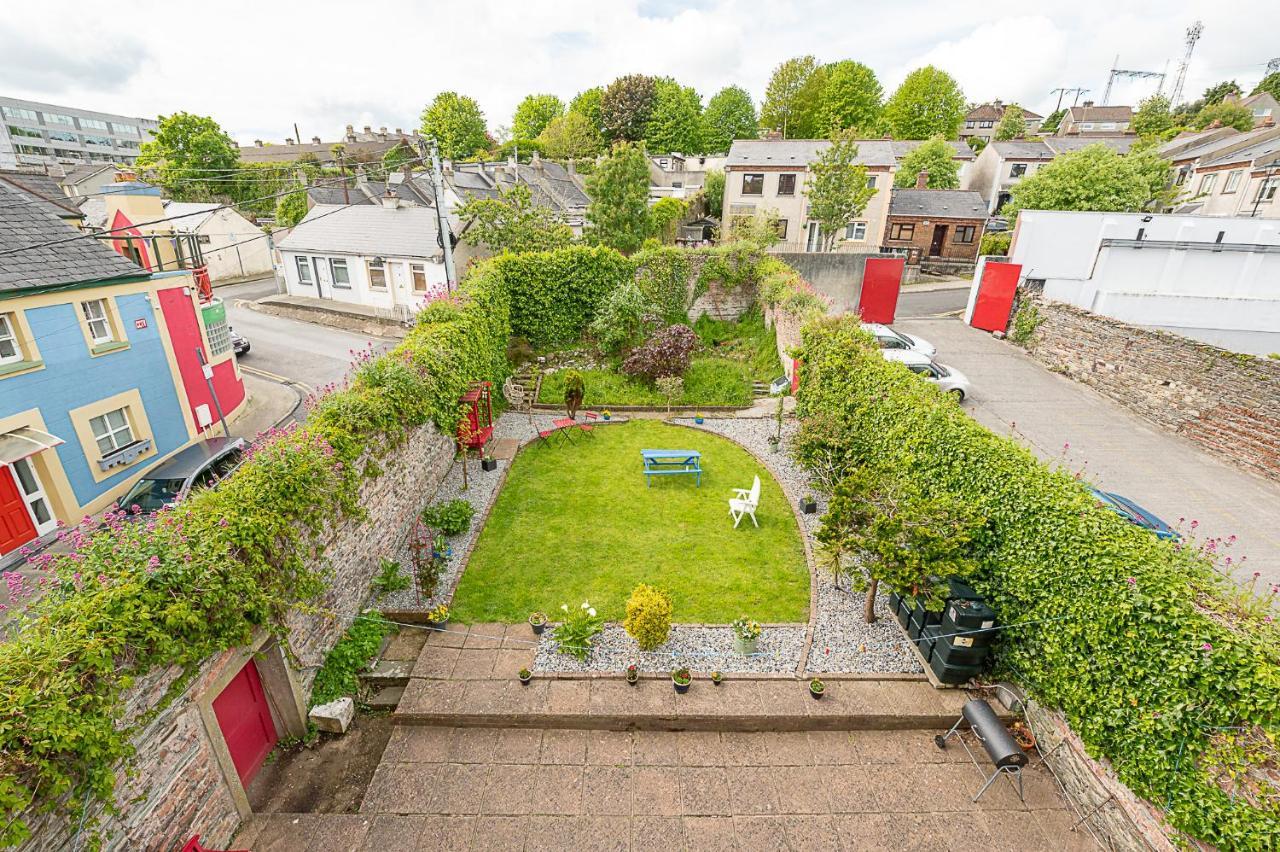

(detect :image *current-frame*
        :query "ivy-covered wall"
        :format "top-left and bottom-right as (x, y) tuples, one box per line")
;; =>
(794, 316), (1280, 850)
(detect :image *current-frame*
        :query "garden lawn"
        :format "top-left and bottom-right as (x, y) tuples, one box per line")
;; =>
(451, 420), (809, 624)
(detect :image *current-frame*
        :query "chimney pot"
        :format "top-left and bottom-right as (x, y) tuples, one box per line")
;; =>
(312, 136), (321, 145)
(345, 124), (354, 132)
(254, 139), (264, 147)
(764, 130), (782, 140)
(1082, 100), (1094, 108)
(395, 127), (402, 134)
(363, 125), (372, 134)
(379, 126), (387, 134)
(915, 170), (929, 190)
(285, 137), (295, 145)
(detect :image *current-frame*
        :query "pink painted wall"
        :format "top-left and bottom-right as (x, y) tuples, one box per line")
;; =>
(156, 286), (245, 432)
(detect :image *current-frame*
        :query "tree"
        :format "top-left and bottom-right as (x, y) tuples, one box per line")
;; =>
(701, 86), (758, 152)
(1253, 72), (1280, 102)
(512, 94), (565, 141)
(419, 92), (489, 160)
(1193, 100), (1255, 132)
(537, 112), (603, 160)
(649, 196), (689, 243)
(136, 112), (239, 200)
(815, 60), (883, 136)
(585, 142), (652, 252)
(381, 141), (416, 175)
(702, 169), (725, 218)
(893, 136), (959, 189)
(454, 184), (572, 254)
(1039, 108), (1065, 135)
(992, 105), (1026, 141)
(274, 189), (308, 228)
(807, 131), (877, 251)
(569, 87), (606, 136)
(761, 56), (824, 138)
(1202, 80), (1243, 105)
(816, 468), (982, 623)
(883, 67), (966, 140)
(1132, 94), (1176, 139)
(1004, 144), (1173, 221)
(645, 78), (703, 154)
(601, 75), (658, 143)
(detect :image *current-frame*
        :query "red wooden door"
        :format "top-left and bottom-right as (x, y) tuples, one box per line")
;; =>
(858, 257), (904, 323)
(970, 261), (1022, 332)
(0, 466), (37, 555)
(212, 659), (278, 786)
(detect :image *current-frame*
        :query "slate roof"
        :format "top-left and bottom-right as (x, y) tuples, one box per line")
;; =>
(889, 189), (987, 219)
(889, 139), (976, 161)
(726, 139), (897, 168)
(0, 171), (83, 220)
(274, 203), (440, 258)
(1202, 132), (1280, 168)
(237, 137), (410, 165)
(965, 103), (1044, 121)
(161, 201), (220, 230)
(1157, 127), (1241, 161)
(990, 140), (1055, 160)
(0, 183), (143, 292)
(1064, 105), (1133, 123)
(1043, 136), (1135, 155)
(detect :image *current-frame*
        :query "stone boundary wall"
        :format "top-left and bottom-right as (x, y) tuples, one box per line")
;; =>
(1020, 295), (1280, 482)
(765, 304), (804, 381)
(17, 423), (454, 852)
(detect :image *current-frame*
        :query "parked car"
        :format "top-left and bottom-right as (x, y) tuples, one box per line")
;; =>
(882, 350), (972, 400)
(115, 436), (247, 515)
(862, 323), (937, 357)
(1089, 488), (1181, 541)
(231, 327), (250, 356)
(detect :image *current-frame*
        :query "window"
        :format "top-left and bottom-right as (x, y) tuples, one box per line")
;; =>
(866, 175), (878, 189)
(112, 123), (139, 136)
(2, 106), (37, 122)
(1258, 178), (1279, 203)
(741, 173), (764, 195)
(1223, 171), (1242, 194)
(89, 408), (134, 457)
(206, 315), (232, 357)
(965, 121), (976, 129)
(330, 258), (351, 287)
(0, 313), (22, 363)
(955, 225), (976, 244)
(81, 299), (113, 344)
(889, 223), (915, 241)
(82, 135), (112, 147)
(47, 130), (77, 142)
(15, 145), (46, 156)
(777, 173), (796, 196)
(1081, 122), (1095, 130)
(1199, 173), (1218, 195)
(774, 219), (788, 240)
(367, 259), (387, 289)
(7, 125), (42, 138)
(294, 255), (313, 284)
(1100, 122), (1117, 130)
(116, 140), (139, 150)
(805, 222), (823, 252)
(53, 149), (85, 160)
(79, 118), (109, 131)
(1009, 163), (1028, 178)
(411, 263), (428, 292)
(844, 221), (867, 241)
(44, 112), (74, 126)
(12, 458), (52, 529)
(979, 120), (993, 129)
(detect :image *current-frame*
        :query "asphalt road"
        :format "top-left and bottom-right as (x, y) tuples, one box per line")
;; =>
(218, 276), (394, 392)
(896, 284), (969, 319)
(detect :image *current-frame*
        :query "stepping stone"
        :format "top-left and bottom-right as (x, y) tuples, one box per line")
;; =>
(360, 660), (412, 689)
(366, 685), (405, 710)
(490, 438), (520, 460)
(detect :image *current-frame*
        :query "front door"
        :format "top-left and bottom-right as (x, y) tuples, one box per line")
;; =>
(805, 222), (822, 253)
(390, 261), (411, 309)
(929, 224), (948, 257)
(11, 458), (56, 537)
(0, 466), (38, 555)
(212, 659), (279, 786)
(312, 258), (331, 300)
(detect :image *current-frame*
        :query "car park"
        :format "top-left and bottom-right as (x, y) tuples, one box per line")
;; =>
(115, 436), (247, 515)
(881, 350), (972, 400)
(1089, 488), (1181, 541)
(862, 323), (937, 357)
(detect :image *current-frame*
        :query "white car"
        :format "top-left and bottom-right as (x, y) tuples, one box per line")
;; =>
(862, 323), (937, 357)
(882, 350), (972, 401)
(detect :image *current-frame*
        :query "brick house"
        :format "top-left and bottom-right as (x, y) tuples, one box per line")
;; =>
(960, 101), (1044, 146)
(1055, 102), (1134, 136)
(882, 178), (987, 264)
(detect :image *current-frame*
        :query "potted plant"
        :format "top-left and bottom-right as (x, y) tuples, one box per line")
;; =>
(767, 434), (781, 453)
(694, 412), (705, 424)
(769, 395), (784, 452)
(710, 670), (724, 686)
(671, 666), (692, 694)
(481, 454), (498, 472)
(1010, 721), (1037, 751)
(809, 677), (825, 700)
(563, 369), (585, 419)
(425, 603), (450, 629)
(626, 663), (639, 685)
(731, 616), (763, 655)
(800, 495), (817, 514)
(518, 667), (533, 685)
(528, 611), (548, 635)
(602, 409), (612, 421)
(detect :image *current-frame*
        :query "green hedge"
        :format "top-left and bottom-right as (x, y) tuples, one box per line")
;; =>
(794, 317), (1279, 849)
(492, 245), (632, 346)
(0, 270), (510, 845)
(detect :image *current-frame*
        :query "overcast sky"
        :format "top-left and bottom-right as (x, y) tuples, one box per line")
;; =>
(2, 1), (1275, 146)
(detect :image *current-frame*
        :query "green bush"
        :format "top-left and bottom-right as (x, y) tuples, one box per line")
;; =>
(310, 613), (395, 707)
(794, 316), (1280, 848)
(979, 231), (1011, 256)
(623, 584), (673, 650)
(372, 558), (410, 595)
(491, 245), (633, 346)
(1009, 301), (1043, 345)
(420, 499), (476, 536)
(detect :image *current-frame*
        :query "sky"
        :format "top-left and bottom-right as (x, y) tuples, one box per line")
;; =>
(1, 1), (1276, 146)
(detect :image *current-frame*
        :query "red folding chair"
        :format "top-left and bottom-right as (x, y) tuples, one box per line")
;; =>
(182, 836), (248, 852)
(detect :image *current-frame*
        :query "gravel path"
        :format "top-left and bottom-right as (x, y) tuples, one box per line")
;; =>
(534, 624), (807, 675)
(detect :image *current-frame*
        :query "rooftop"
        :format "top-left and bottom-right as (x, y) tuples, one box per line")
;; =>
(726, 139), (896, 168)
(889, 188), (987, 219)
(0, 171), (83, 220)
(274, 202), (441, 258)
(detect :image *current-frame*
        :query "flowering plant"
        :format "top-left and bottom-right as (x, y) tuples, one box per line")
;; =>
(730, 616), (762, 641)
(426, 603), (450, 624)
(551, 600), (603, 662)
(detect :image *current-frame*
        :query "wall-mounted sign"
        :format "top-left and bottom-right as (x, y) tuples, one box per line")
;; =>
(134, 318), (148, 330)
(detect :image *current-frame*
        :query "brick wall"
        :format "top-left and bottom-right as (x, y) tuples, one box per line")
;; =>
(1020, 296), (1280, 482)
(16, 423), (454, 851)
(882, 215), (983, 262)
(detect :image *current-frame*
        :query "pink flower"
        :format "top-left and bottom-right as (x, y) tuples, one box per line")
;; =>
(1201, 642), (1212, 652)
(148, 555), (160, 568)
(1125, 577), (1136, 586)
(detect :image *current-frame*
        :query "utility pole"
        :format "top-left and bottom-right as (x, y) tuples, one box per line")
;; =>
(420, 139), (457, 291)
(1169, 21), (1204, 107)
(337, 149), (350, 204)
(1103, 57), (1166, 105)
(196, 348), (230, 438)
(293, 122), (302, 147)
(1049, 87), (1089, 113)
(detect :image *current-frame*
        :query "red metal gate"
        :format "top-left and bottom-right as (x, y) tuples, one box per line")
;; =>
(969, 261), (1022, 332)
(212, 659), (278, 786)
(0, 466), (37, 556)
(858, 257), (904, 324)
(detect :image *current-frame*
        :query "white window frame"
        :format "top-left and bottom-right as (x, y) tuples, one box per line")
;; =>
(330, 258), (351, 288)
(0, 313), (22, 364)
(294, 255), (313, 285)
(1257, 178), (1279, 203)
(11, 457), (56, 535)
(844, 221), (867, 241)
(367, 259), (387, 290)
(90, 407), (135, 457)
(1199, 173), (1218, 195)
(1223, 170), (1242, 194)
(81, 299), (113, 344)
(1009, 163), (1027, 178)
(411, 263), (429, 292)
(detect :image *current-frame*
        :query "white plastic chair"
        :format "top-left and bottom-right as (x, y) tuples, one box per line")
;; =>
(729, 475), (761, 528)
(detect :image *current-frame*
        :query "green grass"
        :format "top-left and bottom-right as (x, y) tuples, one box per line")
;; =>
(452, 420), (809, 624)
(693, 308), (783, 382)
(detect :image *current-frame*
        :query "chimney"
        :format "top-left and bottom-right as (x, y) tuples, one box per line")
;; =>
(345, 125), (356, 143)
(285, 137), (295, 145)
(395, 127), (402, 135)
(882, 133), (893, 140)
(532, 150), (543, 169)
(312, 136), (321, 145)
(1207, 119), (1223, 129)
(1082, 100), (1094, 108)
(295, 168), (308, 187)
(381, 187), (401, 209)
(254, 139), (264, 147)
(363, 125), (372, 135)
(355, 165), (368, 188)
(915, 170), (929, 190)
(116, 170), (137, 182)
(567, 159), (576, 176)
(993, 98), (1003, 108)
(764, 130), (782, 140)
(402, 163), (413, 186)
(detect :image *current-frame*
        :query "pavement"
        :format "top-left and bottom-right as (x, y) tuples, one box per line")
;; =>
(896, 284), (969, 320)
(897, 317), (1280, 592)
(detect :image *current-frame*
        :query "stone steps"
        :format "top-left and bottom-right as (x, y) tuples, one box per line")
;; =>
(360, 659), (412, 689)
(366, 684), (406, 710)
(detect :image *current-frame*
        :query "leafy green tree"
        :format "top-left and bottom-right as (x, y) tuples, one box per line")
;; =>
(274, 189), (308, 227)
(569, 87), (606, 136)
(883, 66), (966, 140)
(1193, 100), (1255, 132)
(136, 112), (239, 200)
(807, 131), (877, 251)
(992, 105), (1027, 141)
(381, 141), (416, 175)
(419, 92), (489, 160)
(702, 169), (725, 219)
(601, 75), (658, 142)
(1132, 94), (1176, 139)
(455, 183), (572, 254)
(1202, 80), (1242, 105)
(492, 138), (544, 162)
(585, 142), (652, 252)
(893, 136), (959, 189)
(967, 136), (987, 152)
(537, 112), (603, 160)
(512, 94), (565, 141)
(645, 78), (703, 154)
(1004, 144), (1173, 220)
(649, 196), (689, 243)
(761, 55), (824, 138)
(816, 60), (883, 135)
(1253, 72), (1280, 102)
(1039, 108), (1065, 135)
(701, 86), (758, 152)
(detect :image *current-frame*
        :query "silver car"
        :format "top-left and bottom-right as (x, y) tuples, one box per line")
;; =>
(861, 323), (937, 357)
(882, 350), (972, 401)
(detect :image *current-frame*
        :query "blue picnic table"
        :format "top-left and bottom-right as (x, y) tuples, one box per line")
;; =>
(640, 449), (702, 487)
